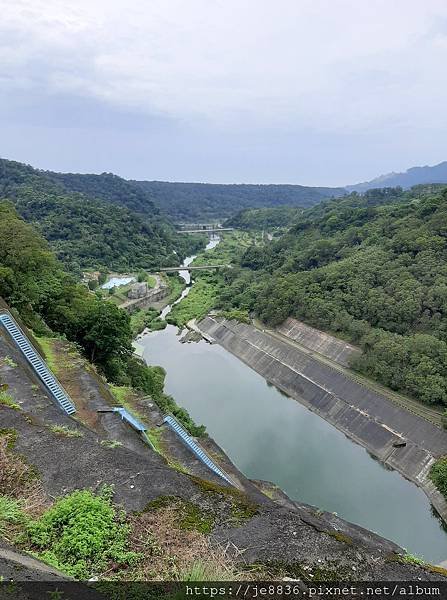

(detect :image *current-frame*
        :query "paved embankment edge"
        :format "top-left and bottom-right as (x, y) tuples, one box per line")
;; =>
(197, 316), (447, 524)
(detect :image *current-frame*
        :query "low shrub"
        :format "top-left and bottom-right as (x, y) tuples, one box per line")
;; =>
(25, 488), (140, 578)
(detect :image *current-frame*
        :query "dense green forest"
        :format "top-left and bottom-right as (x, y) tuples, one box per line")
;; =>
(0, 202), (204, 435)
(0, 159), (204, 273)
(224, 206), (304, 230)
(133, 180), (345, 221)
(45, 170), (157, 215)
(216, 185), (447, 406)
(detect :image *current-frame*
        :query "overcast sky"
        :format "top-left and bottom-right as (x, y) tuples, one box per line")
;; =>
(1, 0), (447, 185)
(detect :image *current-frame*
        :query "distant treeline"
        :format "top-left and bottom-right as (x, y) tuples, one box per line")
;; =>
(224, 206), (304, 230)
(216, 185), (447, 406)
(0, 159), (204, 273)
(132, 180), (345, 221)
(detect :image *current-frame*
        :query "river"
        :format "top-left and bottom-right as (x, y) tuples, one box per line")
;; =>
(139, 238), (447, 563)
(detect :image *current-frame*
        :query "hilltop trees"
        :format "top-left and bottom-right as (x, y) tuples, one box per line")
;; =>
(0, 158), (205, 272)
(217, 186), (447, 406)
(0, 201), (203, 434)
(0, 201), (132, 380)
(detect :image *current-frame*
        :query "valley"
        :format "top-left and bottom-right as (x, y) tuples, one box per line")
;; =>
(2, 158), (447, 585)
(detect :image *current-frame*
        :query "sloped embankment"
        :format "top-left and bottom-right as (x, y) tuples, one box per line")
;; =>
(1, 316), (446, 581)
(198, 316), (447, 524)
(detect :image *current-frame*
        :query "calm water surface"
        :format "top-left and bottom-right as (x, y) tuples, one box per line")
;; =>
(140, 240), (447, 563)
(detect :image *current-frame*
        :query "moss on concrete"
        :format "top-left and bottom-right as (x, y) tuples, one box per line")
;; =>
(252, 559), (356, 582)
(0, 428), (18, 449)
(190, 476), (258, 524)
(143, 495), (214, 534)
(178, 501), (214, 535)
(326, 531), (353, 545)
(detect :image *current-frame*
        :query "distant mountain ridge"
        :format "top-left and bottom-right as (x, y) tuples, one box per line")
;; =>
(347, 161), (447, 193)
(132, 180), (346, 221)
(2, 157), (447, 228)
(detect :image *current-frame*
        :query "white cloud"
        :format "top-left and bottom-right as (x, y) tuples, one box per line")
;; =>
(1, 0), (447, 134)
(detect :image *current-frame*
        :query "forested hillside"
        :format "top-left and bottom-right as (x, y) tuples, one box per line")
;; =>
(0, 202), (203, 434)
(46, 170), (157, 215)
(0, 159), (203, 273)
(224, 206), (304, 230)
(217, 185), (447, 406)
(133, 180), (345, 221)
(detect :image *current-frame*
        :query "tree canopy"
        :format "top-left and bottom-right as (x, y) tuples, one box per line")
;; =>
(0, 159), (204, 273)
(0, 201), (203, 434)
(217, 185), (447, 406)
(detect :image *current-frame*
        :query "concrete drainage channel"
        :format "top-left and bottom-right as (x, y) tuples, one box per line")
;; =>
(99, 406), (235, 486)
(0, 312), (76, 415)
(163, 414), (234, 485)
(0, 310), (233, 487)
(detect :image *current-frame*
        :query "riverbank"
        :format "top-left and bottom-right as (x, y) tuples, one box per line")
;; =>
(197, 316), (447, 525)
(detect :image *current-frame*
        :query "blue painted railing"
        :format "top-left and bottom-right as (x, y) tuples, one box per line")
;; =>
(163, 415), (233, 485)
(0, 312), (76, 415)
(113, 407), (146, 432)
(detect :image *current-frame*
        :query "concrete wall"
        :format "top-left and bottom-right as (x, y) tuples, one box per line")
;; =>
(121, 286), (168, 313)
(277, 317), (361, 367)
(198, 316), (447, 523)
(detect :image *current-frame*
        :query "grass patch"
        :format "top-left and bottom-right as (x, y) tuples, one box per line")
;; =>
(167, 275), (219, 327)
(401, 553), (425, 566)
(0, 428), (18, 449)
(217, 309), (251, 324)
(0, 430), (42, 498)
(0, 495), (26, 537)
(175, 501), (213, 534)
(426, 565), (447, 576)
(3, 356), (17, 368)
(143, 495), (178, 511)
(0, 389), (21, 410)
(144, 496), (214, 535)
(48, 424), (83, 438)
(251, 559), (354, 582)
(179, 559), (235, 581)
(110, 384), (134, 405)
(146, 427), (164, 454)
(36, 336), (59, 372)
(109, 385), (148, 423)
(326, 531), (353, 545)
(100, 439), (123, 449)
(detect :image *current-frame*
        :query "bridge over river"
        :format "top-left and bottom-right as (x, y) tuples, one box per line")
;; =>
(176, 227), (234, 234)
(159, 264), (230, 272)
